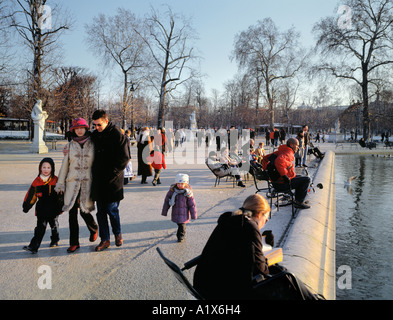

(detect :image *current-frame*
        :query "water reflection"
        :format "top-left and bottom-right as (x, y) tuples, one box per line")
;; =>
(336, 154), (393, 300)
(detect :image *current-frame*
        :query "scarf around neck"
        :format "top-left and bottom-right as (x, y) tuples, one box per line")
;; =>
(39, 174), (51, 183)
(169, 187), (193, 207)
(72, 135), (89, 146)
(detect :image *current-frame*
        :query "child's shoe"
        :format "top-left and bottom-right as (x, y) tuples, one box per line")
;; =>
(89, 230), (98, 242)
(50, 241), (59, 247)
(237, 181), (246, 187)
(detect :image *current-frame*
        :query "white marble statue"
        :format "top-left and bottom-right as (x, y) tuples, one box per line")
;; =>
(335, 118), (341, 133)
(30, 100), (48, 153)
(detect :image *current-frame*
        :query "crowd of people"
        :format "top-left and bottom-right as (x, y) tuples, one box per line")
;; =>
(22, 112), (202, 254)
(20, 114), (325, 299)
(22, 117), (324, 254)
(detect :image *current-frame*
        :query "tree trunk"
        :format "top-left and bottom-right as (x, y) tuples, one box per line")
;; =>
(122, 71), (128, 129)
(32, 34), (42, 102)
(362, 69), (370, 141)
(266, 82), (274, 130)
(157, 84), (166, 129)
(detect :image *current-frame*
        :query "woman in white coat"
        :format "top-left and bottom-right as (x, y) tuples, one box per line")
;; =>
(55, 118), (98, 253)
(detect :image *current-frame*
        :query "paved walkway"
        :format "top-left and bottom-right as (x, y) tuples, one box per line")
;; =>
(0, 137), (391, 300)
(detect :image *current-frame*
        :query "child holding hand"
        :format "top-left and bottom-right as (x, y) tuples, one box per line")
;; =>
(22, 157), (62, 254)
(161, 173), (197, 242)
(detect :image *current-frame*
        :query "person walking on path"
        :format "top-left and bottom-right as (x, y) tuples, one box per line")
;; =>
(55, 118), (98, 253)
(90, 110), (130, 252)
(161, 173), (197, 242)
(22, 158), (62, 254)
(137, 126), (153, 184)
(147, 147), (166, 186)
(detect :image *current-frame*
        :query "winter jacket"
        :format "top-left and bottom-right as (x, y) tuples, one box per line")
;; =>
(147, 151), (166, 170)
(23, 175), (62, 218)
(90, 122), (130, 202)
(294, 136), (304, 159)
(193, 211), (269, 299)
(272, 144), (296, 183)
(55, 138), (95, 213)
(161, 185), (197, 224)
(137, 132), (153, 177)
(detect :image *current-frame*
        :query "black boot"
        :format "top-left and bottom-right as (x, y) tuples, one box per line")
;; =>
(50, 228), (59, 247)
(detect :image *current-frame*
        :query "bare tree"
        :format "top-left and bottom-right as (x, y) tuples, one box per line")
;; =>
(10, 0), (71, 104)
(276, 79), (300, 131)
(142, 6), (198, 129)
(51, 67), (97, 131)
(233, 18), (307, 130)
(0, 0), (11, 76)
(85, 8), (149, 130)
(313, 0), (393, 141)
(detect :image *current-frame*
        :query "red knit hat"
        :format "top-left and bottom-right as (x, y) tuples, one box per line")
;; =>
(70, 118), (89, 131)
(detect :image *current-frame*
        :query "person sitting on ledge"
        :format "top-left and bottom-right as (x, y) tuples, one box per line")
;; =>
(359, 138), (376, 149)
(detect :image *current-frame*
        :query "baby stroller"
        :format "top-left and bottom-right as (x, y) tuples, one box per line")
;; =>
(123, 160), (134, 185)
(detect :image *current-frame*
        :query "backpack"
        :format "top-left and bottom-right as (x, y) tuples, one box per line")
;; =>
(261, 153), (281, 181)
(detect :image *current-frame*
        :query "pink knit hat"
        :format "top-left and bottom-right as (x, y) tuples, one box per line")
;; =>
(70, 118), (89, 131)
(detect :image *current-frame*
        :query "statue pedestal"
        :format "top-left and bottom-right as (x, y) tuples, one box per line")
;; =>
(30, 121), (48, 153)
(30, 142), (48, 154)
(328, 133), (344, 143)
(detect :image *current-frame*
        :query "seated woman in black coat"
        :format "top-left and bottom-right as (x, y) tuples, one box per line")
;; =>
(193, 193), (322, 300)
(193, 194), (270, 299)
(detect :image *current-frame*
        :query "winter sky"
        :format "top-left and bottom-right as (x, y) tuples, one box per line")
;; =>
(58, 0), (340, 99)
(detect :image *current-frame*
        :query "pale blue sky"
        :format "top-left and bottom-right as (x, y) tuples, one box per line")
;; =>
(60, 0), (340, 98)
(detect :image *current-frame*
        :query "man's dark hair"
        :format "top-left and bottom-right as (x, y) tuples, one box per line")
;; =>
(92, 109), (108, 121)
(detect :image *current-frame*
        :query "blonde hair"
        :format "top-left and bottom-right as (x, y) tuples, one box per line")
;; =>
(233, 194), (270, 217)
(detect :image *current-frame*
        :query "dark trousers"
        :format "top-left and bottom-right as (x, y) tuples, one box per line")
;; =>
(252, 265), (323, 300)
(29, 216), (59, 251)
(96, 200), (121, 242)
(273, 175), (310, 203)
(177, 223), (186, 240)
(69, 199), (98, 246)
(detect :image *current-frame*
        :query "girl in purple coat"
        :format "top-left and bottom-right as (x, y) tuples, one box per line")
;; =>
(161, 173), (197, 242)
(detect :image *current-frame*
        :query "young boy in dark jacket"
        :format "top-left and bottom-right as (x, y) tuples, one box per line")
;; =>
(22, 157), (63, 254)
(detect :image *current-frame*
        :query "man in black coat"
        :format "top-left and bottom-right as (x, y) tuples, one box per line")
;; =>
(91, 110), (130, 251)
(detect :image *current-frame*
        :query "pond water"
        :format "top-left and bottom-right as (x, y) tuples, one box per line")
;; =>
(335, 154), (393, 300)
